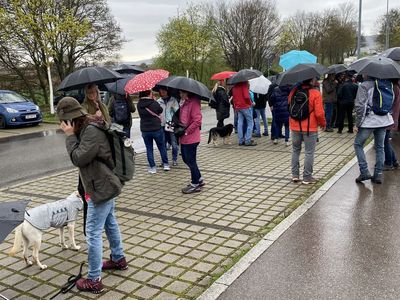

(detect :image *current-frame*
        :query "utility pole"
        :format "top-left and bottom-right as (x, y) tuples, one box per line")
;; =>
(357, 0), (362, 59)
(385, 0), (390, 50)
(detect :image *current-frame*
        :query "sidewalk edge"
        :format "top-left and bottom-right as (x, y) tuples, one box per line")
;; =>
(197, 142), (374, 300)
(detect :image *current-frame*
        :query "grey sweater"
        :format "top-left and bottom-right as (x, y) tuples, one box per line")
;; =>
(25, 195), (83, 230)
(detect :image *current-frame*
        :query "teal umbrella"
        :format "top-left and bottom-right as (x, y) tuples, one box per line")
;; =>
(279, 50), (317, 70)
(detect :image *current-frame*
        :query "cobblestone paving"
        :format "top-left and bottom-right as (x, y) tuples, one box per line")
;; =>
(0, 130), (356, 299)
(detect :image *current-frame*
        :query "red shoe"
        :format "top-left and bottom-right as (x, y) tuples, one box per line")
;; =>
(102, 256), (128, 270)
(76, 277), (103, 294)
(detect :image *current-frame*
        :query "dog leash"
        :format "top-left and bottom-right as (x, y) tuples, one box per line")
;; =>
(49, 262), (84, 299)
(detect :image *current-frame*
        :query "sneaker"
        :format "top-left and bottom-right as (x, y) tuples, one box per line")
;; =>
(371, 174), (383, 184)
(273, 139), (278, 145)
(393, 162), (399, 169)
(292, 177), (301, 183)
(383, 164), (394, 171)
(148, 167), (157, 174)
(347, 130), (354, 133)
(337, 130), (342, 134)
(76, 278), (104, 294)
(325, 128), (334, 132)
(172, 160), (178, 166)
(182, 184), (201, 194)
(263, 132), (269, 136)
(285, 141), (290, 147)
(198, 179), (205, 187)
(355, 172), (372, 183)
(252, 133), (261, 138)
(302, 177), (318, 185)
(163, 164), (170, 171)
(239, 142), (245, 146)
(245, 140), (257, 146)
(102, 256), (128, 271)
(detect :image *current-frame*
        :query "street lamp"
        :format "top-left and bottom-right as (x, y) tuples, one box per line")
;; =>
(385, 0), (390, 50)
(357, 0), (362, 58)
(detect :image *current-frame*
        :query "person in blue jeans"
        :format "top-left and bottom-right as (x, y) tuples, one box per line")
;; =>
(137, 90), (169, 173)
(354, 78), (394, 184)
(57, 97), (127, 294)
(322, 74), (337, 132)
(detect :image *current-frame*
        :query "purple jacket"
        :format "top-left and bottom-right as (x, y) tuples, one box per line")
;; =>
(179, 96), (202, 144)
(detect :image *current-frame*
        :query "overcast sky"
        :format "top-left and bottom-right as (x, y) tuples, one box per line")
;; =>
(107, 0), (400, 62)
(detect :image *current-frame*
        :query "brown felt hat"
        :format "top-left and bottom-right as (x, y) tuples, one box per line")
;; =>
(56, 97), (87, 120)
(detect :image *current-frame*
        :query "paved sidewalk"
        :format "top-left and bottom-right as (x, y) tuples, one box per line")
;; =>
(0, 130), (356, 299)
(218, 135), (400, 300)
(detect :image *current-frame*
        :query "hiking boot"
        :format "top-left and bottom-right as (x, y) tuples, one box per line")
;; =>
(302, 177), (318, 185)
(163, 164), (170, 171)
(347, 130), (354, 133)
(383, 164), (394, 171)
(102, 256), (128, 271)
(76, 278), (104, 294)
(172, 160), (178, 166)
(245, 140), (257, 146)
(355, 172), (372, 183)
(182, 184), (201, 194)
(263, 132), (269, 136)
(337, 130), (342, 134)
(371, 174), (383, 184)
(252, 133), (261, 138)
(148, 167), (157, 174)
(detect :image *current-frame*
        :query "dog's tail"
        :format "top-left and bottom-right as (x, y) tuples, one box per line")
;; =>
(207, 130), (212, 144)
(8, 224), (22, 256)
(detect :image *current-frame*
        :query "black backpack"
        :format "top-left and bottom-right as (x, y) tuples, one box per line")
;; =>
(289, 88), (310, 120)
(113, 98), (130, 124)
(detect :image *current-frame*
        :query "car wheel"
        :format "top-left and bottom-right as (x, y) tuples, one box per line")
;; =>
(0, 115), (6, 129)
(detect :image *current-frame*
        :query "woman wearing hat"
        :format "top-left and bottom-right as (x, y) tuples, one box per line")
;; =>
(57, 97), (127, 294)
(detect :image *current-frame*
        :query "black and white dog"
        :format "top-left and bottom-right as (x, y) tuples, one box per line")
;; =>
(207, 124), (234, 146)
(9, 192), (83, 270)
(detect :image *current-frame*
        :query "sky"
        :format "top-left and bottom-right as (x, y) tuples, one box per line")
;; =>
(107, 0), (400, 63)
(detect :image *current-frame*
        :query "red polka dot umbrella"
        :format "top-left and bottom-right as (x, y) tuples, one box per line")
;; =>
(124, 69), (169, 94)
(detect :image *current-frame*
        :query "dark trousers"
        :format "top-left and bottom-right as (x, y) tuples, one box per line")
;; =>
(217, 119), (224, 127)
(181, 142), (202, 185)
(384, 130), (398, 166)
(337, 103), (354, 132)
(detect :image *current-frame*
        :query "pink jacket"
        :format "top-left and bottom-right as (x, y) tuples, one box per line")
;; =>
(179, 96), (202, 144)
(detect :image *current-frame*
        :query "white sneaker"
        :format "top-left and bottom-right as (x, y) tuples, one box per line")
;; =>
(148, 167), (157, 174)
(273, 139), (278, 145)
(285, 141), (290, 147)
(163, 164), (170, 171)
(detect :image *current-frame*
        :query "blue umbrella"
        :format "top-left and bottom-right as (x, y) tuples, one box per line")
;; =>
(279, 50), (317, 70)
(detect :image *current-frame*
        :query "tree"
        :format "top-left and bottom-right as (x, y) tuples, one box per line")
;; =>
(377, 8), (400, 49)
(209, 0), (280, 72)
(0, 0), (124, 109)
(154, 4), (226, 83)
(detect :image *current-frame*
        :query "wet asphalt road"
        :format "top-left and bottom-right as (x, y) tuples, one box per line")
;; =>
(218, 135), (400, 299)
(0, 107), (232, 188)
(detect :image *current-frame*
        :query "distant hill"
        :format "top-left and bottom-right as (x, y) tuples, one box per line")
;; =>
(122, 58), (154, 66)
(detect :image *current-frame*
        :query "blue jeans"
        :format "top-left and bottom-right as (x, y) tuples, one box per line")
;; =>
(354, 127), (386, 176)
(164, 130), (178, 161)
(274, 120), (290, 142)
(181, 143), (202, 185)
(142, 128), (169, 167)
(234, 110), (238, 132)
(291, 131), (318, 179)
(384, 130), (398, 166)
(254, 108), (268, 135)
(237, 107), (254, 144)
(324, 103), (333, 129)
(86, 199), (124, 280)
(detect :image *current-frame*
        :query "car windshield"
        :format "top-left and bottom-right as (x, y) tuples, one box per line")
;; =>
(0, 92), (27, 104)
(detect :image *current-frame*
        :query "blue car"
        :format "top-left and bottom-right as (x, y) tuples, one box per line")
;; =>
(0, 90), (42, 128)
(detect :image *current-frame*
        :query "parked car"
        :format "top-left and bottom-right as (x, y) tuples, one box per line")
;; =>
(0, 90), (42, 128)
(53, 89), (85, 106)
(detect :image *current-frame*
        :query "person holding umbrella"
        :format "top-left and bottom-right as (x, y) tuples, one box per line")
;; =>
(322, 73), (337, 132)
(82, 84), (111, 124)
(211, 80), (230, 127)
(108, 93), (136, 138)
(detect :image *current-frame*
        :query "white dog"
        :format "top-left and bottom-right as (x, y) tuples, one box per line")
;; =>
(9, 192), (83, 270)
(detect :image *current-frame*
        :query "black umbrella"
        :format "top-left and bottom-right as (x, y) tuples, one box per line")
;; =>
(277, 63), (328, 86)
(57, 66), (123, 91)
(0, 200), (29, 244)
(382, 47), (400, 61)
(159, 76), (213, 101)
(349, 56), (400, 79)
(114, 64), (145, 74)
(227, 69), (262, 85)
(105, 74), (135, 95)
(327, 64), (348, 74)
